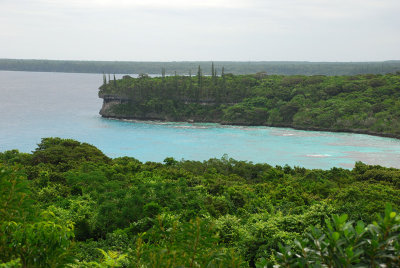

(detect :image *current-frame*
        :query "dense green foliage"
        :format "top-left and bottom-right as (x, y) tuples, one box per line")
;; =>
(260, 204), (400, 267)
(1, 59), (400, 75)
(100, 71), (400, 138)
(1, 138), (400, 267)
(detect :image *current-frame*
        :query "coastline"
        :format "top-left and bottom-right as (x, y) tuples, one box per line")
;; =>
(100, 114), (400, 140)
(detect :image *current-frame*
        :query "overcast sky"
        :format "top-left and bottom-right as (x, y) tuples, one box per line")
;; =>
(1, 0), (399, 61)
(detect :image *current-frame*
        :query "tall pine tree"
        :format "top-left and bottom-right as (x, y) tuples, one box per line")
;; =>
(196, 65), (202, 102)
(103, 73), (107, 85)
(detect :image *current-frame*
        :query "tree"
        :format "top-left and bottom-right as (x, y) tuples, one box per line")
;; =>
(0, 213), (75, 267)
(0, 166), (33, 222)
(196, 65), (202, 102)
(262, 204), (400, 267)
(103, 73), (107, 85)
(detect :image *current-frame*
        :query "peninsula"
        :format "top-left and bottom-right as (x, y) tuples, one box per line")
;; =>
(99, 68), (400, 138)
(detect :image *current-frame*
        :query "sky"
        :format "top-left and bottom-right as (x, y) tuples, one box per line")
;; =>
(0, 0), (399, 61)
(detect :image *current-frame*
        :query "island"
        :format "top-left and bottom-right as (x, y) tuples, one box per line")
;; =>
(99, 67), (400, 138)
(3, 58), (400, 75)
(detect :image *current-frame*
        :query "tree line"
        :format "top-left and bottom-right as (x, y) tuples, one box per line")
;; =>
(1, 58), (400, 75)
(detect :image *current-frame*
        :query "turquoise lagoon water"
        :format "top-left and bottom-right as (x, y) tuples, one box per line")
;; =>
(1, 71), (400, 169)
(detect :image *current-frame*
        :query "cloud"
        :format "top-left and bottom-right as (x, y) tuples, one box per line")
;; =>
(0, 0), (399, 61)
(36, 0), (252, 10)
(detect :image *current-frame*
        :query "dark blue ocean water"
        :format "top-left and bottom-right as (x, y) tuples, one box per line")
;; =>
(1, 71), (400, 169)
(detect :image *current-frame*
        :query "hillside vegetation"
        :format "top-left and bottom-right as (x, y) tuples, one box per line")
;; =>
(1, 138), (400, 267)
(99, 70), (400, 138)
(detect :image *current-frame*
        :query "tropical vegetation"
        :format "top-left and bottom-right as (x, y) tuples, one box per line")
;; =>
(1, 138), (400, 267)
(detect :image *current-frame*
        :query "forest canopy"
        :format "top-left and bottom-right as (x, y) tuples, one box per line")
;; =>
(1, 138), (400, 267)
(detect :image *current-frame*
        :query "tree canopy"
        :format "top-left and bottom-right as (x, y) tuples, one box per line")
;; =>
(1, 138), (400, 266)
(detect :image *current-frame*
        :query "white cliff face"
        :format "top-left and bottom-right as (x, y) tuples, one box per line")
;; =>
(99, 99), (121, 117)
(99, 93), (132, 117)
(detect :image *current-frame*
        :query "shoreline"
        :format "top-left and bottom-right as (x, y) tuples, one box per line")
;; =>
(100, 114), (400, 140)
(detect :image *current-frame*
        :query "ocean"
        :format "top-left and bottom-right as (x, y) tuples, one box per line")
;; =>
(1, 70), (400, 169)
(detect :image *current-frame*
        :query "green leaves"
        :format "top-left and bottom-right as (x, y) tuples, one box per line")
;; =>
(355, 221), (365, 235)
(127, 217), (246, 267)
(0, 166), (33, 222)
(265, 204), (400, 267)
(0, 258), (21, 268)
(332, 231), (340, 241)
(0, 217), (75, 267)
(96, 249), (128, 267)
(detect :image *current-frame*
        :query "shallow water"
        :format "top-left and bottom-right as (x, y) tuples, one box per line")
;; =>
(1, 71), (400, 169)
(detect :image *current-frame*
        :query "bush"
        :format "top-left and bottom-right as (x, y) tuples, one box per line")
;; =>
(260, 204), (400, 267)
(0, 212), (75, 267)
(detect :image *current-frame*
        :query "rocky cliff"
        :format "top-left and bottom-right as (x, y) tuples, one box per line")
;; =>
(98, 93), (131, 118)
